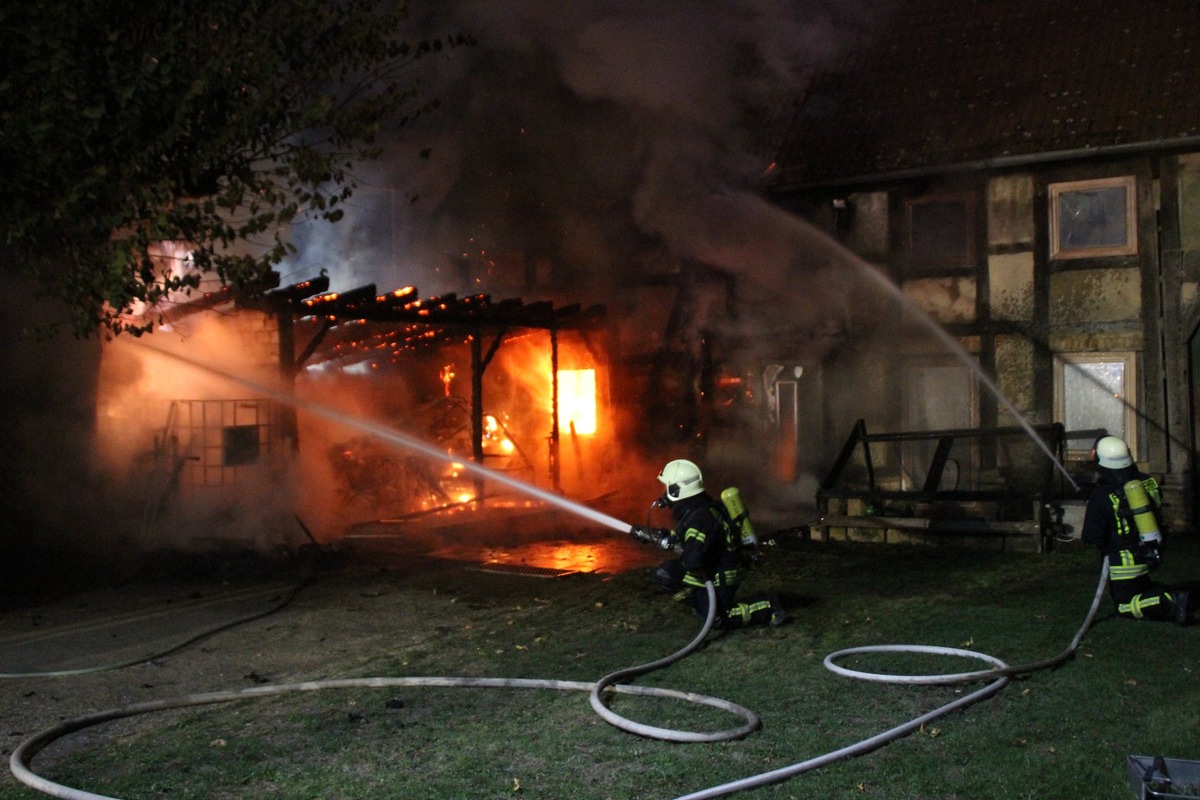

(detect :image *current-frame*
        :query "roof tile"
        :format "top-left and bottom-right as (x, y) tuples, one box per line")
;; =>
(774, 0), (1200, 186)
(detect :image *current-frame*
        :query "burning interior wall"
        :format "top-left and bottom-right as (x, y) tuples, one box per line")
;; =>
(291, 326), (627, 541)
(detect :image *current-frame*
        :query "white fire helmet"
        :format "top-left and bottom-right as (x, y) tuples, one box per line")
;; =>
(658, 459), (705, 502)
(1095, 436), (1133, 469)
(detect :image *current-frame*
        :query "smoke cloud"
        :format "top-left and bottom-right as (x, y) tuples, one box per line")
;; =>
(272, 0), (897, 530)
(282, 0), (887, 306)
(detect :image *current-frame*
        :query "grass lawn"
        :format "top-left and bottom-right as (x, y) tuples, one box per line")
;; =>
(5, 533), (1199, 800)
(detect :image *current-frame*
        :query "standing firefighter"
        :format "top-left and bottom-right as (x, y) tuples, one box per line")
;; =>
(1081, 436), (1191, 625)
(630, 459), (785, 629)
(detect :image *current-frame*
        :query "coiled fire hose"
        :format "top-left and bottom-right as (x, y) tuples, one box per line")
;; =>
(9, 582), (757, 800)
(11, 562), (1110, 800)
(671, 558), (1111, 800)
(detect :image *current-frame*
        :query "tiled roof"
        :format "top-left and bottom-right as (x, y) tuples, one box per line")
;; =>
(772, 0), (1200, 189)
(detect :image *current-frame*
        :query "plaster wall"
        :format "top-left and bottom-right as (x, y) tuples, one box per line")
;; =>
(994, 334), (1036, 423)
(989, 252), (1035, 321)
(1180, 154), (1200, 251)
(1048, 331), (1143, 352)
(901, 276), (977, 323)
(845, 191), (889, 256)
(987, 174), (1035, 247)
(1048, 268), (1141, 326)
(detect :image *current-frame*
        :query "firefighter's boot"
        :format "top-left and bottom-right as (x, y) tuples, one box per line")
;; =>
(769, 594), (788, 627)
(1174, 590), (1191, 626)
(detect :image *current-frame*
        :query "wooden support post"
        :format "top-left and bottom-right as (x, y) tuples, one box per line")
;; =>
(550, 325), (561, 492)
(276, 311), (299, 451)
(471, 328), (508, 502)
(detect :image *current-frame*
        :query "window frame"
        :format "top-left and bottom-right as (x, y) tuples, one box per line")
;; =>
(903, 192), (977, 275)
(1053, 351), (1138, 460)
(1048, 176), (1137, 260)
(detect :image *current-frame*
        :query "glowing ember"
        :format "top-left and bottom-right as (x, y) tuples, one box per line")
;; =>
(557, 369), (596, 435)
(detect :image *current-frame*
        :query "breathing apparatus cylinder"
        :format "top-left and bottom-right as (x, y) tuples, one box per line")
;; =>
(1123, 479), (1162, 545)
(720, 487), (758, 549)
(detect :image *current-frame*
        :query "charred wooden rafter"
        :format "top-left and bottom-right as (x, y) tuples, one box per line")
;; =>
(251, 276), (604, 370)
(261, 274), (331, 305)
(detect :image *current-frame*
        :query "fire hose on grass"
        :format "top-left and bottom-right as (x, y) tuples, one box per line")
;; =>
(670, 556), (1111, 800)
(0, 580), (312, 680)
(9, 580), (757, 800)
(9, 553), (1111, 800)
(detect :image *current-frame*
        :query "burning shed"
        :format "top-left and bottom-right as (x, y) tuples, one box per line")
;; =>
(95, 271), (610, 555)
(260, 276), (609, 525)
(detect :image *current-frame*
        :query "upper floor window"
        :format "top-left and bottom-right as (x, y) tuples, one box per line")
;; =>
(905, 194), (976, 275)
(1049, 176), (1137, 260)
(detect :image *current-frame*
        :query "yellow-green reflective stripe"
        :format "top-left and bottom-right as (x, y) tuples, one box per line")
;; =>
(683, 571), (739, 588)
(728, 599), (771, 620)
(1110, 565), (1149, 580)
(1108, 492), (1132, 537)
(1120, 594), (1162, 618)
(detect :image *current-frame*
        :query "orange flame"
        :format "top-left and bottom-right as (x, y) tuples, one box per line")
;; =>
(558, 369), (596, 435)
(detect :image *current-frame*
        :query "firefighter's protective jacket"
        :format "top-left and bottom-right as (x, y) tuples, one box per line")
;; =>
(669, 492), (743, 589)
(1081, 464), (1162, 582)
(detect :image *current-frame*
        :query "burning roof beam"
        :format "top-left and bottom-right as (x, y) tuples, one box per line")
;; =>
(373, 286), (419, 306)
(258, 275), (607, 372)
(301, 323), (474, 369)
(299, 284), (379, 318)
(262, 274), (331, 304)
(262, 277), (602, 331)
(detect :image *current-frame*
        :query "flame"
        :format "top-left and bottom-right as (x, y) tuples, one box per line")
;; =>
(557, 369), (596, 435)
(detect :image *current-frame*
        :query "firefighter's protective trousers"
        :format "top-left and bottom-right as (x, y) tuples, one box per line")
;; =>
(1087, 476), (1179, 621)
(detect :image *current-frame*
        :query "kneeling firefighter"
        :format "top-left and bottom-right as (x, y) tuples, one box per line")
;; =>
(1081, 436), (1191, 625)
(630, 459), (786, 629)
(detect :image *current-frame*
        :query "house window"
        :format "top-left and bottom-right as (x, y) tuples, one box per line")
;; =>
(1054, 352), (1138, 459)
(1048, 176), (1137, 260)
(222, 425), (261, 466)
(905, 194), (975, 274)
